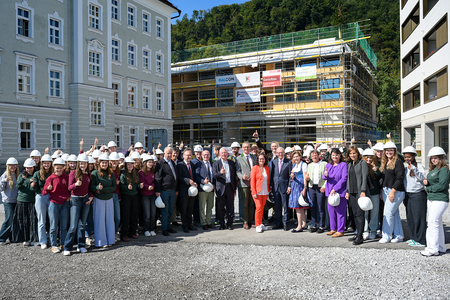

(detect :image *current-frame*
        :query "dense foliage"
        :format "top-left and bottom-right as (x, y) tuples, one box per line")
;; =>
(171, 0), (401, 130)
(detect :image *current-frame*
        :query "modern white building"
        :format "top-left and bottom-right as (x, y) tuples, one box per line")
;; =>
(401, 0), (449, 161)
(0, 0), (180, 164)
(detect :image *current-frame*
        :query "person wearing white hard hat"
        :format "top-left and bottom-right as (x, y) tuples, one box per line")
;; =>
(89, 153), (116, 247)
(41, 158), (70, 253)
(318, 144), (329, 161)
(134, 142), (145, 155)
(11, 158), (39, 246)
(195, 150), (216, 230)
(379, 142), (405, 244)
(63, 153), (93, 255)
(66, 154), (78, 175)
(0, 158), (19, 245)
(109, 152), (122, 240)
(236, 142), (257, 229)
(139, 154), (157, 237)
(88, 156), (96, 171)
(402, 146), (427, 247)
(176, 149), (199, 233)
(130, 151), (142, 171)
(228, 141), (241, 163)
(361, 148), (382, 240)
(421, 147), (450, 256)
(107, 141), (117, 153)
(119, 157), (141, 242)
(32, 154), (54, 249)
(155, 148), (164, 161)
(30, 150), (42, 173)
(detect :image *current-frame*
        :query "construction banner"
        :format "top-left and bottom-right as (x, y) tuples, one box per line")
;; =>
(216, 74), (236, 85)
(262, 69), (281, 87)
(295, 65), (317, 80)
(235, 88), (261, 104)
(236, 71), (260, 87)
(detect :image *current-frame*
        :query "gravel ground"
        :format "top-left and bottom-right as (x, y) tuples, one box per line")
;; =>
(0, 239), (449, 299)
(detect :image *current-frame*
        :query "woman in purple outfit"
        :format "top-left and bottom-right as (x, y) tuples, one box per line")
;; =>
(322, 148), (348, 237)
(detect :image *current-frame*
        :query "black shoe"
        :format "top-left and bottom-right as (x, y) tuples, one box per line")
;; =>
(183, 229), (190, 233)
(284, 225), (289, 231)
(219, 226), (226, 230)
(317, 228), (325, 234)
(172, 221), (180, 226)
(310, 227), (318, 233)
(273, 224), (283, 229)
(348, 236), (357, 242)
(168, 228), (177, 234)
(162, 230), (170, 236)
(291, 229), (303, 233)
(227, 226), (234, 230)
(353, 239), (363, 245)
(188, 226), (197, 231)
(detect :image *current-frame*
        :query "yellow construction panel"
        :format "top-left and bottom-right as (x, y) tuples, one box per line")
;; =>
(322, 123), (344, 126)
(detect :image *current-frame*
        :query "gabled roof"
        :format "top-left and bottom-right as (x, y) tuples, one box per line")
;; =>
(158, 0), (181, 14)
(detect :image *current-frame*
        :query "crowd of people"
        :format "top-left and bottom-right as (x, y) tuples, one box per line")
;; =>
(0, 132), (448, 257)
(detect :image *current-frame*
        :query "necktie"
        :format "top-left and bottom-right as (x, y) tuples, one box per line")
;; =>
(188, 163), (193, 179)
(206, 162), (211, 179)
(278, 159), (282, 173)
(246, 155), (251, 169)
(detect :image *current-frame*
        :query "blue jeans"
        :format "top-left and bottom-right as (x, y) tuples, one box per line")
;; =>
(382, 188), (405, 240)
(0, 203), (16, 242)
(141, 194), (156, 231)
(364, 194), (380, 234)
(35, 193), (50, 245)
(64, 195), (91, 251)
(113, 193), (120, 233)
(309, 185), (326, 228)
(160, 190), (176, 231)
(48, 201), (70, 247)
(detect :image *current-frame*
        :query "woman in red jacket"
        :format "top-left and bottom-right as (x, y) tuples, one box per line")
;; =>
(250, 153), (270, 233)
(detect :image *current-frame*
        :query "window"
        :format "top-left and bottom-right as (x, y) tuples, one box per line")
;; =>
(218, 88), (233, 98)
(218, 100), (233, 107)
(17, 8), (31, 38)
(156, 90), (163, 111)
(127, 5), (135, 27)
(402, 44), (420, 77)
(424, 0), (439, 17)
(49, 71), (61, 97)
(297, 80), (317, 91)
(143, 49), (150, 71)
(156, 53), (163, 74)
(128, 85), (136, 107)
(111, 0), (120, 21)
(199, 90), (215, 99)
(200, 101), (215, 108)
(401, 3), (419, 43)
(89, 51), (101, 77)
(128, 44), (136, 66)
(319, 58), (340, 67)
(89, 4), (100, 30)
(112, 39), (120, 62)
(143, 88), (150, 109)
(130, 128), (136, 146)
(90, 100), (103, 126)
(142, 12), (150, 33)
(20, 122), (33, 150)
(319, 78), (340, 89)
(275, 82), (295, 93)
(423, 15), (448, 60)
(320, 92), (340, 100)
(424, 66), (448, 103)
(199, 71), (215, 80)
(15, 52), (36, 100)
(156, 18), (163, 38)
(115, 127), (121, 148)
(403, 84), (420, 112)
(52, 123), (62, 149)
(18, 64), (32, 93)
(49, 18), (61, 46)
(145, 129), (150, 149)
(112, 83), (120, 105)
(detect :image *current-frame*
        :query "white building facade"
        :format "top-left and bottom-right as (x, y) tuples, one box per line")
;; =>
(401, 0), (449, 162)
(0, 0), (179, 163)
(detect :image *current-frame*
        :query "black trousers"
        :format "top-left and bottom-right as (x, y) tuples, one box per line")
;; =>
(349, 193), (365, 241)
(120, 193), (139, 237)
(193, 195), (200, 224)
(216, 184), (235, 228)
(179, 195), (195, 228)
(406, 191), (427, 245)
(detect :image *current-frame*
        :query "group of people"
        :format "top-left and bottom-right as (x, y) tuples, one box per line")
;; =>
(0, 132), (448, 257)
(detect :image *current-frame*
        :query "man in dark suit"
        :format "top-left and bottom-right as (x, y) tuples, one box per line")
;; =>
(190, 145), (204, 226)
(155, 147), (178, 236)
(213, 147), (237, 230)
(270, 147), (292, 230)
(176, 149), (198, 233)
(195, 150), (215, 230)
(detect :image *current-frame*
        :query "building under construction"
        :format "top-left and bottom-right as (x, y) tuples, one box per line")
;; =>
(171, 21), (378, 147)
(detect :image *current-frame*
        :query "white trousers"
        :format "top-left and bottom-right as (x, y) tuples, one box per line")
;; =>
(425, 200), (448, 254)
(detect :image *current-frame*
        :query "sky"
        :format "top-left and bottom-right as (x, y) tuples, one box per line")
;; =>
(170, 0), (249, 24)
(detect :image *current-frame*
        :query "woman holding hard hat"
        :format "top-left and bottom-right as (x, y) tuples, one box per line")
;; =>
(421, 147), (450, 256)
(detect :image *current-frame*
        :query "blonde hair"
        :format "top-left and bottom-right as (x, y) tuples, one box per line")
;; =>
(6, 166), (19, 189)
(380, 150), (399, 172)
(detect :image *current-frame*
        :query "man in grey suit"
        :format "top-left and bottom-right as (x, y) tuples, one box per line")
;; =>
(236, 142), (257, 229)
(270, 147), (292, 230)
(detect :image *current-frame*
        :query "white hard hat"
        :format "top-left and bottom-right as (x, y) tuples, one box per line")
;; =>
(362, 148), (375, 156)
(107, 141), (117, 148)
(298, 194), (310, 207)
(67, 154), (78, 162)
(23, 158), (36, 168)
(141, 154), (151, 162)
(118, 153), (126, 159)
(155, 149), (164, 155)
(303, 150), (310, 158)
(358, 197), (373, 211)
(92, 149), (102, 159)
(358, 148), (364, 155)
(61, 153), (70, 161)
(194, 145), (203, 152)
(188, 186), (199, 197)
(339, 147), (344, 153)
(77, 153), (89, 162)
(155, 196), (165, 208)
(285, 147), (293, 153)
(230, 141), (240, 148)
(402, 146), (417, 155)
(41, 154), (53, 162)
(98, 153), (110, 161)
(383, 141), (397, 150)
(306, 145), (314, 151)
(293, 145), (301, 151)
(200, 183), (214, 193)
(51, 151), (61, 159)
(109, 152), (120, 161)
(318, 144), (328, 151)
(6, 157), (18, 165)
(130, 152), (141, 159)
(52, 157), (66, 166)
(150, 155), (158, 162)
(124, 157), (134, 164)
(88, 156), (95, 164)
(30, 150), (41, 157)
(428, 146), (446, 157)
(372, 142), (384, 151)
(328, 193), (340, 206)
(134, 142), (144, 148)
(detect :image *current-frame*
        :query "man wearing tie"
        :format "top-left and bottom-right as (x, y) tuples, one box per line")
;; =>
(213, 147), (237, 230)
(195, 150), (215, 230)
(236, 142), (257, 229)
(270, 147), (292, 230)
(176, 149), (198, 233)
(155, 147), (178, 236)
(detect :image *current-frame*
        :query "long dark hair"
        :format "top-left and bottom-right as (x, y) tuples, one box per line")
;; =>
(257, 153), (268, 166)
(345, 146), (361, 162)
(328, 148), (344, 164)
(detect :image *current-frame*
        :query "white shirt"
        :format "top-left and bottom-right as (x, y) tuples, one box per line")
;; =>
(221, 159), (231, 183)
(257, 167), (269, 196)
(313, 162), (320, 185)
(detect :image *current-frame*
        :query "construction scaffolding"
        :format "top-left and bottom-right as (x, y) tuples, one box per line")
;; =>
(171, 21), (378, 147)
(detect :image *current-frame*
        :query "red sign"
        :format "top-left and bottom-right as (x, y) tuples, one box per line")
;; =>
(262, 70), (281, 87)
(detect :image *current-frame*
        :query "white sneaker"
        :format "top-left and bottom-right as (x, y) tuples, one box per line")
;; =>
(63, 250), (71, 256)
(23, 242), (30, 246)
(31, 242), (40, 246)
(367, 233), (376, 240)
(52, 246), (61, 253)
(0, 242), (7, 245)
(421, 249), (439, 256)
(77, 247), (87, 253)
(363, 233), (369, 240)
(41, 244), (48, 249)
(150, 231), (156, 236)
(157, 220), (161, 225)
(391, 238), (404, 243)
(261, 225), (268, 231)
(256, 225), (263, 233)
(378, 238), (390, 244)
(144, 231), (151, 237)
